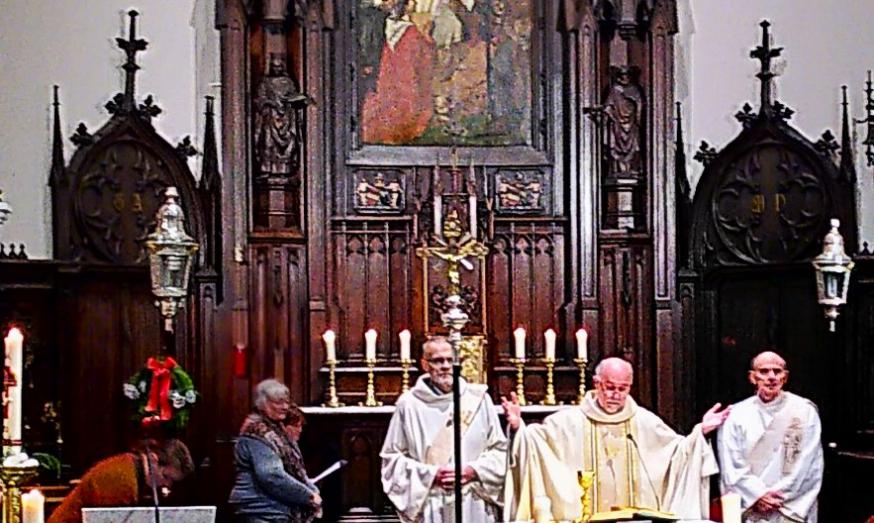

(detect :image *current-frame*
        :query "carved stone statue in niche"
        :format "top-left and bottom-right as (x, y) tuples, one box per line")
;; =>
(253, 54), (309, 178)
(602, 66), (644, 177)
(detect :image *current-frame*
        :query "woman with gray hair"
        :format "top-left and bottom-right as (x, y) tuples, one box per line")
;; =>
(229, 379), (322, 522)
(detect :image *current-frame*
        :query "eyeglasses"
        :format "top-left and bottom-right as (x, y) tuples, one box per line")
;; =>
(426, 357), (453, 366)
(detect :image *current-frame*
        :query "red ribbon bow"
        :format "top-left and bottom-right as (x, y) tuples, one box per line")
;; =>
(144, 357), (178, 422)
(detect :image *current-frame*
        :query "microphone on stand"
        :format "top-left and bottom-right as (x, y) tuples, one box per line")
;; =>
(626, 433), (661, 512)
(144, 443), (161, 523)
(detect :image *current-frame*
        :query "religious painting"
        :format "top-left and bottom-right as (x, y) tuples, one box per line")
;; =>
(356, 0), (533, 146)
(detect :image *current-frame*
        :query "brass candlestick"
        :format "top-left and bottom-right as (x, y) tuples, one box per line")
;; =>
(400, 358), (413, 393)
(510, 358), (527, 406)
(0, 464), (38, 523)
(322, 360), (344, 408)
(541, 358), (557, 405)
(361, 360), (382, 407)
(573, 357), (588, 405)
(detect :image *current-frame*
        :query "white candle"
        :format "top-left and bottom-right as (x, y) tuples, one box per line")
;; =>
(5, 327), (23, 449)
(469, 160), (477, 237)
(513, 327), (526, 361)
(575, 328), (588, 360)
(544, 329), (556, 361)
(720, 493), (742, 523)
(433, 165), (442, 236)
(21, 489), (44, 523)
(399, 329), (411, 361)
(365, 329), (378, 362)
(322, 330), (336, 363)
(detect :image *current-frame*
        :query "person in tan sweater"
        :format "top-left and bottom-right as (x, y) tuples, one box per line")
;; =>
(47, 439), (193, 523)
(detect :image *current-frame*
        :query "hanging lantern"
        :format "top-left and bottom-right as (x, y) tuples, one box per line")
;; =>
(812, 219), (854, 332)
(145, 187), (198, 332)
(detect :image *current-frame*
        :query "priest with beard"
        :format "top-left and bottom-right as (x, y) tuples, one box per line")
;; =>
(380, 336), (507, 522)
(502, 357), (731, 522)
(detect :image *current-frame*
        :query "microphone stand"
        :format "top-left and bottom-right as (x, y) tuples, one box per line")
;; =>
(145, 443), (161, 523)
(442, 295), (468, 523)
(452, 358), (462, 523)
(626, 434), (661, 512)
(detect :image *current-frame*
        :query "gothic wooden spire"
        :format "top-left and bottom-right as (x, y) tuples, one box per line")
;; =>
(49, 85), (66, 187)
(675, 101), (693, 268)
(199, 95), (222, 288)
(840, 85), (857, 184)
(116, 10), (148, 112)
(750, 20), (783, 112)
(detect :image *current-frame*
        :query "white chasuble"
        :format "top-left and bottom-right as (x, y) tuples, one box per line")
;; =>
(381, 376), (507, 522)
(504, 391), (718, 522)
(717, 392), (823, 523)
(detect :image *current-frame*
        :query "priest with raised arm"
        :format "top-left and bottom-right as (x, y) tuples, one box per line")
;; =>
(502, 357), (731, 522)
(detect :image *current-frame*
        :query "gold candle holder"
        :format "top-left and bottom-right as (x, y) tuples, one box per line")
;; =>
(322, 360), (344, 408)
(360, 360), (383, 407)
(0, 464), (38, 523)
(510, 358), (527, 406)
(541, 358), (557, 405)
(573, 357), (588, 405)
(400, 358), (413, 394)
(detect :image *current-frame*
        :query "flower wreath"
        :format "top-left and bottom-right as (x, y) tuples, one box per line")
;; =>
(123, 356), (198, 432)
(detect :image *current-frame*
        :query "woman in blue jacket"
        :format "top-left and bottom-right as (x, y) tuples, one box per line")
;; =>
(229, 379), (321, 522)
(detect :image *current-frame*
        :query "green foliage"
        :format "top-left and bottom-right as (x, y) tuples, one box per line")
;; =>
(32, 452), (61, 480)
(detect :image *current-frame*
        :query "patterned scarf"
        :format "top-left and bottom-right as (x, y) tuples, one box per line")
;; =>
(239, 412), (316, 522)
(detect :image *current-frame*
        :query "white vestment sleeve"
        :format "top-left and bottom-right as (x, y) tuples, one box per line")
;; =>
(717, 418), (769, 509)
(381, 404), (440, 522)
(466, 396), (509, 507)
(774, 408), (823, 521)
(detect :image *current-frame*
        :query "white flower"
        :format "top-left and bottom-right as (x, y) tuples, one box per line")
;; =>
(170, 391), (186, 409)
(138, 380), (147, 393)
(184, 390), (197, 404)
(123, 383), (140, 400)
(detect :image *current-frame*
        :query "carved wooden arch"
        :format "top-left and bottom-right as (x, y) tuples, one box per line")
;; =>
(689, 113), (856, 269)
(675, 20), (859, 432)
(61, 117), (204, 265)
(51, 11), (205, 266)
(688, 23), (857, 271)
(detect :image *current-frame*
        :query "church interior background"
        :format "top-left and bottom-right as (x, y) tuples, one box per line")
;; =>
(1, 0), (873, 521)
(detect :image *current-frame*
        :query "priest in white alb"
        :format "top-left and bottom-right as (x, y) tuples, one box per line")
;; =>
(717, 351), (823, 522)
(381, 336), (507, 522)
(502, 357), (731, 522)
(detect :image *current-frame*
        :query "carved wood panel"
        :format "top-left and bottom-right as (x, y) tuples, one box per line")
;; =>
(250, 244), (309, 402)
(487, 221), (567, 364)
(598, 243), (654, 407)
(330, 221), (413, 364)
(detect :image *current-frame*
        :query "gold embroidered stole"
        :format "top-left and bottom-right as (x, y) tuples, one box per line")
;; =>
(748, 393), (806, 477)
(580, 392), (640, 513)
(424, 384), (488, 466)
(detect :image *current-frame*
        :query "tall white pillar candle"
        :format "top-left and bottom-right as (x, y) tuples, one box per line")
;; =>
(544, 329), (556, 361)
(399, 330), (411, 361)
(364, 329), (378, 362)
(22, 489), (44, 523)
(575, 328), (588, 360)
(5, 327), (23, 448)
(513, 327), (526, 361)
(322, 330), (336, 363)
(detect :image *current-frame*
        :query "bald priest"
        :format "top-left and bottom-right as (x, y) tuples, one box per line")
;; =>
(502, 357), (731, 522)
